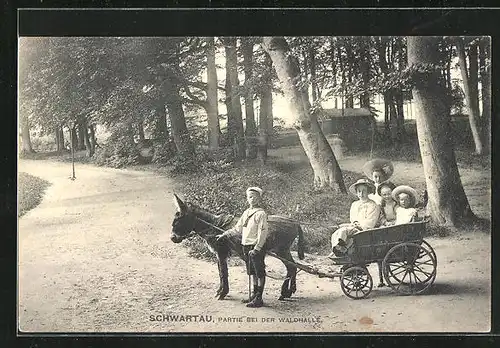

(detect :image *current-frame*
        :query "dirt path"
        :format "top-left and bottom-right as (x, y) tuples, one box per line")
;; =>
(18, 159), (490, 333)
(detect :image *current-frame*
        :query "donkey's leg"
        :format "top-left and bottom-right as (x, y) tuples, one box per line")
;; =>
(277, 250), (296, 300)
(217, 252), (230, 300)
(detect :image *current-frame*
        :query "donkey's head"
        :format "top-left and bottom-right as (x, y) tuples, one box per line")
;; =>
(170, 194), (197, 243)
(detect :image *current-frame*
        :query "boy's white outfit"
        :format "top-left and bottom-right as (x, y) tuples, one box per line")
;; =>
(231, 207), (269, 252)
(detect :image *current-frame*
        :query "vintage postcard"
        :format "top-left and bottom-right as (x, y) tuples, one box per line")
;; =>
(17, 9), (491, 334)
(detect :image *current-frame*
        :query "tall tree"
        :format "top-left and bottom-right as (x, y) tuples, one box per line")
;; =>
(162, 75), (195, 156)
(407, 36), (475, 226)
(257, 51), (274, 163)
(344, 38), (355, 108)
(206, 37), (220, 149)
(262, 37), (347, 192)
(307, 39), (319, 104)
(242, 38), (258, 159)
(455, 37), (483, 155)
(223, 37), (246, 160)
(479, 38), (491, 153)
(359, 37), (371, 108)
(19, 113), (34, 154)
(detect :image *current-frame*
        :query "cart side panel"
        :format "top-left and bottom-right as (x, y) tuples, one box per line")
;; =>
(351, 222), (427, 262)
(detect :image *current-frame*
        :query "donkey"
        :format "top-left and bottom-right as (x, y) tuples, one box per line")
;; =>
(170, 194), (305, 301)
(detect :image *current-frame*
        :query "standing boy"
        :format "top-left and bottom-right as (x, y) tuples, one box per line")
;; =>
(217, 187), (269, 308)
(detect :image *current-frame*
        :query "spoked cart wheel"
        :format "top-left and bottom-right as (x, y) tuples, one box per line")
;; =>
(421, 240), (437, 264)
(340, 266), (373, 299)
(382, 242), (437, 295)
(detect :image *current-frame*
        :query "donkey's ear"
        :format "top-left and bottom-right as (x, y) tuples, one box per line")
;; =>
(173, 193), (188, 213)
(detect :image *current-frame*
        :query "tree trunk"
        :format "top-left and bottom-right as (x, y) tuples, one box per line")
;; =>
(479, 39), (491, 153)
(262, 37), (347, 193)
(137, 121), (145, 142)
(89, 124), (97, 151)
(55, 129), (60, 152)
(262, 51), (274, 150)
(224, 66), (233, 148)
(337, 42), (346, 111)
(345, 42), (354, 108)
(329, 38), (339, 109)
(258, 93), (270, 164)
(154, 103), (169, 140)
(395, 90), (406, 141)
(360, 37), (371, 108)
(77, 120), (86, 150)
(81, 118), (94, 157)
(54, 126), (65, 153)
(71, 126), (78, 151)
(258, 53), (273, 164)
(20, 113), (35, 154)
(308, 42), (318, 104)
(162, 77), (195, 157)
(456, 38), (483, 154)
(224, 37), (246, 160)
(242, 38), (258, 159)
(388, 92), (399, 144)
(407, 36), (475, 226)
(206, 37), (220, 150)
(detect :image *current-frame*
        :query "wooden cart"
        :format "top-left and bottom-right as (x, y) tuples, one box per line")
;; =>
(268, 220), (437, 300)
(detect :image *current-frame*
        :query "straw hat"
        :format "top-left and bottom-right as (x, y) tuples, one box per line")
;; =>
(376, 181), (397, 196)
(391, 185), (418, 208)
(363, 159), (394, 182)
(349, 179), (376, 196)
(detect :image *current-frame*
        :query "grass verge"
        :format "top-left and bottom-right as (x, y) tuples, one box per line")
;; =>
(18, 172), (51, 217)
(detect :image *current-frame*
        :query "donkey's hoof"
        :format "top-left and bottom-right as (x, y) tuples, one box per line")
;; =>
(377, 283), (385, 288)
(217, 293), (228, 300)
(278, 296), (285, 301)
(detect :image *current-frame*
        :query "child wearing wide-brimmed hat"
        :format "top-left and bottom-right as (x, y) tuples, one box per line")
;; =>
(362, 158), (395, 205)
(328, 179), (381, 258)
(392, 185), (420, 224)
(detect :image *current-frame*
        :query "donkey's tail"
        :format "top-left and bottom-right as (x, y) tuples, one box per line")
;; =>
(297, 224), (305, 260)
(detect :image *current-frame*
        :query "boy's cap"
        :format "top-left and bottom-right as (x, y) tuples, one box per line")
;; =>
(246, 187), (263, 196)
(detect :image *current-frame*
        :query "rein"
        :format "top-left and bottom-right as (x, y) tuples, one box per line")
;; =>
(194, 216), (227, 235)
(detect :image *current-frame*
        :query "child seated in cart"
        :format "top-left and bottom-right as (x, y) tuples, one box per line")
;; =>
(328, 179), (381, 258)
(362, 158), (394, 205)
(392, 185), (425, 224)
(377, 181), (397, 226)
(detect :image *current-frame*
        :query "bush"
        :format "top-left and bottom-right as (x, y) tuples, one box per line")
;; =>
(166, 148), (235, 176)
(151, 140), (176, 165)
(165, 155), (200, 175)
(18, 172), (51, 217)
(93, 138), (141, 168)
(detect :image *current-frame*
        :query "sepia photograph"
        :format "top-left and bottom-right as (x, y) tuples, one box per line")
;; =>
(17, 28), (491, 333)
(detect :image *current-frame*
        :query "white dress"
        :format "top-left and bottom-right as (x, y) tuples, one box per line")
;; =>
(394, 206), (417, 225)
(368, 183), (383, 205)
(330, 198), (381, 251)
